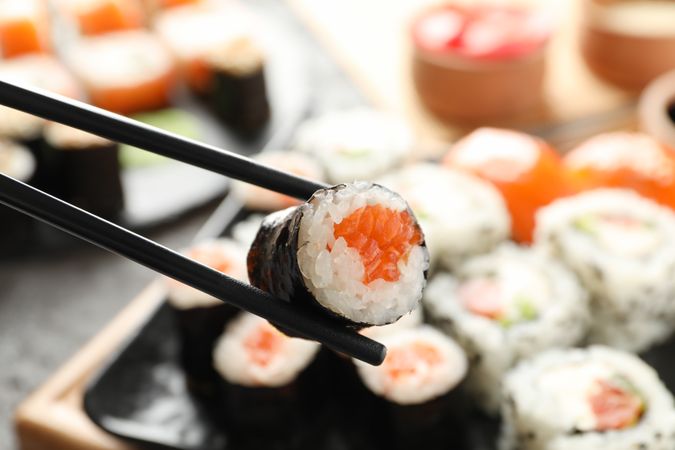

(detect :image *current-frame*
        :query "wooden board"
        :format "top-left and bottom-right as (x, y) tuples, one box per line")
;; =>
(285, 0), (638, 154)
(14, 283), (165, 450)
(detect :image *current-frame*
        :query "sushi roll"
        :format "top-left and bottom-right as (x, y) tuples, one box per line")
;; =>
(500, 346), (675, 450)
(563, 132), (675, 210)
(378, 163), (510, 269)
(166, 238), (248, 391)
(55, 0), (144, 36)
(213, 312), (320, 434)
(443, 127), (569, 243)
(231, 151), (324, 212)
(293, 108), (414, 184)
(535, 189), (675, 352)
(247, 182), (429, 329)
(424, 243), (590, 413)
(43, 122), (124, 219)
(360, 306), (424, 339)
(66, 30), (176, 115)
(154, 2), (254, 94)
(0, 55), (81, 190)
(205, 36), (270, 133)
(352, 326), (468, 449)
(0, 140), (36, 255)
(0, 0), (51, 58)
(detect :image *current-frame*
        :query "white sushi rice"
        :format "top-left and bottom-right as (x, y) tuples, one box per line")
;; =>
(378, 164), (510, 269)
(0, 140), (35, 182)
(44, 122), (112, 150)
(424, 243), (590, 413)
(66, 30), (174, 88)
(293, 108), (414, 184)
(535, 189), (675, 352)
(500, 346), (675, 450)
(360, 306), (424, 339)
(354, 325), (467, 405)
(297, 182), (429, 325)
(232, 151), (324, 211)
(213, 313), (320, 388)
(166, 238), (248, 310)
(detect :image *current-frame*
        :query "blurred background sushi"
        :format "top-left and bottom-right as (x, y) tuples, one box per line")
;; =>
(3, 0), (675, 450)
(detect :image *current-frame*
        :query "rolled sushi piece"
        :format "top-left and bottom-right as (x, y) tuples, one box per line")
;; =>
(424, 243), (590, 413)
(248, 182), (429, 329)
(293, 108), (414, 184)
(535, 189), (675, 352)
(55, 0), (144, 36)
(0, 0), (51, 58)
(205, 36), (270, 133)
(154, 2), (254, 94)
(166, 238), (248, 391)
(43, 122), (124, 219)
(213, 312), (320, 433)
(0, 54), (82, 189)
(0, 140), (36, 255)
(231, 150), (324, 212)
(500, 346), (675, 450)
(66, 30), (176, 115)
(352, 326), (468, 449)
(378, 163), (510, 269)
(360, 306), (423, 339)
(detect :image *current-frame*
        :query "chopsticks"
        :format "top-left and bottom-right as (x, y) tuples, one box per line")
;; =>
(0, 174), (386, 365)
(0, 80), (329, 200)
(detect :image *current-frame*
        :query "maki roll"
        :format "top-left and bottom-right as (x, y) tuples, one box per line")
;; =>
(352, 326), (468, 449)
(0, 140), (36, 255)
(154, 2), (253, 94)
(66, 30), (176, 114)
(535, 189), (675, 352)
(55, 0), (144, 36)
(293, 108), (414, 184)
(424, 243), (590, 413)
(0, 0), (51, 58)
(360, 306), (424, 339)
(43, 122), (124, 219)
(166, 238), (248, 392)
(205, 36), (270, 133)
(500, 346), (675, 450)
(231, 151), (324, 212)
(443, 127), (569, 243)
(212, 313), (320, 437)
(0, 55), (81, 189)
(563, 132), (675, 210)
(248, 182), (429, 329)
(378, 163), (510, 269)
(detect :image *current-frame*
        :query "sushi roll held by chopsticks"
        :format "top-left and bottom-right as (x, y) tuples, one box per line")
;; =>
(248, 182), (430, 329)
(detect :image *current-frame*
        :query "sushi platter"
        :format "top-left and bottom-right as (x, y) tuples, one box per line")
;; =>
(11, 1), (675, 450)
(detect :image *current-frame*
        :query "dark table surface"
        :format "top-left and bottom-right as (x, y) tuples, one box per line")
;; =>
(0, 1), (364, 447)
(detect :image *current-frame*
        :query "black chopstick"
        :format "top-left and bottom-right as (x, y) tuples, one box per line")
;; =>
(0, 80), (328, 200)
(0, 174), (386, 366)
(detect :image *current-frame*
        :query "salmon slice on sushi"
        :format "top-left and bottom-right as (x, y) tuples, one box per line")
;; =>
(247, 182), (429, 329)
(66, 30), (176, 114)
(0, 0), (51, 58)
(55, 0), (145, 36)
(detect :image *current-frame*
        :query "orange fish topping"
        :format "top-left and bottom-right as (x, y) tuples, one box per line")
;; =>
(243, 324), (283, 367)
(333, 205), (422, 284)
(589, 379), (644, 431)
(384, 342), (442, 381)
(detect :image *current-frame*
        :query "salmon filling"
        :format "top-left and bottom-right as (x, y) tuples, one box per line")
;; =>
(383, 342), (443, 392)
(243, 323), (284, 367)
(588, 377), (645, 431)
(333, 205), (423, 284)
